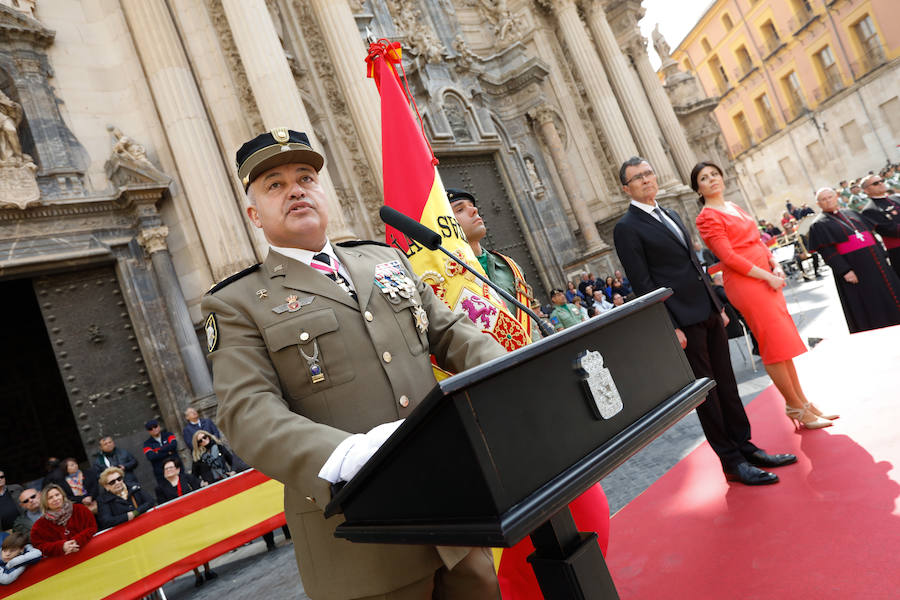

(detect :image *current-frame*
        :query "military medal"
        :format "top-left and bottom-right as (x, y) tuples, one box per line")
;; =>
(412, 304), (428, 334)
(298, 338), (325, 384)
(272, 295), (314, 314)
(374, 260), (416, 303)
(256, 289), (268, 300)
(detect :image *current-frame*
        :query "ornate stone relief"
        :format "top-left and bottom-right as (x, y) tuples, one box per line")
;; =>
(385, 0), (445, 63)
(204, 0), (264, 133)
(464, 0), (525, 46)
(137, 225), (169, 255)
(107, 125), (153, 168)
(443, 94), (472, 141)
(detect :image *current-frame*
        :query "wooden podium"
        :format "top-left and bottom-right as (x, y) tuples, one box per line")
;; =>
(325, 288), (714, 598)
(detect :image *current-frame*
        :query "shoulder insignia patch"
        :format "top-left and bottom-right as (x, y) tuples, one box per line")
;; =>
(206, 263), (261, 295)
(205, 313), (218, 353)
(336, 240), (391, 248)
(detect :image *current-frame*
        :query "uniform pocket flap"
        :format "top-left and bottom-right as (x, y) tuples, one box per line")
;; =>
(263, 309), (340, 351)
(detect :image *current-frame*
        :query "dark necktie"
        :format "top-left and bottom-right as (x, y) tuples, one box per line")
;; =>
(653, 207), (686, 247)
(311, 253), (358, 302)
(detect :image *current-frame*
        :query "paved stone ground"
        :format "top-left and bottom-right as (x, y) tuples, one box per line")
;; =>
(161, 268), (847, 600)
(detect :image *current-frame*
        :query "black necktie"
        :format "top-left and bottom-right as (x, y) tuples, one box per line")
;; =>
(653, 207), (686, 247)
(311, 253), (358, 302)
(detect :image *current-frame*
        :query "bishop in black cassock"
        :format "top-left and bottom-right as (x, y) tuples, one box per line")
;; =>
(809, 188), (900, 333)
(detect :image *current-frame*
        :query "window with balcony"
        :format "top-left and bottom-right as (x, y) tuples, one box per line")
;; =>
(736, 45), (754, 77)
(853, 15), (885, 73)
(710, 55), (730, 94)
(733, 111), (753, 150)
(761, 21), (781, 55)
(755, 94), (778, 137)
(815, 46), (843, 97)
(722, 14), (733, 31)
(790, 0), (816, 32)
(781, 71), (806, 120)
(701, 38), (711, 53)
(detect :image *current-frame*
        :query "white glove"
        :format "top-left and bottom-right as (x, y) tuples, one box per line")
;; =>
(318, 419), (405, 484)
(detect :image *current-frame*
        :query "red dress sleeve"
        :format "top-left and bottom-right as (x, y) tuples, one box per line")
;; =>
(696, 208), (756, 276)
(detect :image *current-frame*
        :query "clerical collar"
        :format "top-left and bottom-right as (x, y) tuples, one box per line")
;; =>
(270, 240), (337, 267)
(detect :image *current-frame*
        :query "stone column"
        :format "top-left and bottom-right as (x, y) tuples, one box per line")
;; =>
(628, 37), (697, 182)
(221, 0), (354, 241)
(137, 225), (215, 401)
(119, 0), (256, 282)
(309, 0), (383, 194)
(549, 0), (637, 166)
(530, 105), (607, 252)
(583, 3), (678, 186)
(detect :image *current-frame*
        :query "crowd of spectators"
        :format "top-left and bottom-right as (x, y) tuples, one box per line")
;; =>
(0, 407), (278, 587)
(540, 271), (634, 331)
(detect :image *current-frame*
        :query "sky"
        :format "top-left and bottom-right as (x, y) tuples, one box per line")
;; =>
(639, 0), (715, 69)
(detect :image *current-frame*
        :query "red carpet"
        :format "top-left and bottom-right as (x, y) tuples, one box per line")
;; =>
(607, 326), (900, 599)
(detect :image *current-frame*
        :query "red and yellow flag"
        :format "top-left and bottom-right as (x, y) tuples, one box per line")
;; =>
(365, 40), (529, 353)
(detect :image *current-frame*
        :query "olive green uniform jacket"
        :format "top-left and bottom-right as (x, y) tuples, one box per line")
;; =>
(201, 242), (505, 600)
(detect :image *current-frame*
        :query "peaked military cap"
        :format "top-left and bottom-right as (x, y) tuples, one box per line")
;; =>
(236, 128), (325, 190)
(446, 188), (476, 205)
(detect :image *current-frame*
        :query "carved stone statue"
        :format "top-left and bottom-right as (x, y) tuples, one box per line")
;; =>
(475, 0), (522, 43)
(652, 24), (671, 61)
(0, 89), (39, 210)
(107, 125), (152, 166)
(0, 90), (27, 164)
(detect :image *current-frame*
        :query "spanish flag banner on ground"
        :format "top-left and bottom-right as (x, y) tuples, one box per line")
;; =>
(1, 470), (285, 600)
(365, 40), (529, 353)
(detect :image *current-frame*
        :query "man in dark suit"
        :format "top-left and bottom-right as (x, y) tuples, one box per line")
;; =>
(613, 157), (796, 486)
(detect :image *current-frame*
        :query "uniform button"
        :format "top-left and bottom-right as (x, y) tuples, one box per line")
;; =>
(382, 351), (392, 363)
(300, 332), (310, 342)
(305, 496), (316, 504)
(364, 311), (374, 322)
(398, 395), (409, 408)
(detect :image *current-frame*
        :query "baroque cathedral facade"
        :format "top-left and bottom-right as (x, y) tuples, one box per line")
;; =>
(0, 0), (730, 482)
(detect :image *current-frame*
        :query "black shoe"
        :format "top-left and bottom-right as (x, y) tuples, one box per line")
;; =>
(204, 570), (218, 581)
(266, 543), (277, 552)
(194, 575), (204, 588)
(724, 462), (779, 485)
(745, 450), (797, 468)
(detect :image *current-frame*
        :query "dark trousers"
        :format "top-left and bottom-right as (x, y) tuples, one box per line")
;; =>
(682, 311), (758, 470)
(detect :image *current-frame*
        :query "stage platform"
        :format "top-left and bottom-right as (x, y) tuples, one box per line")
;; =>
(607, 325), (900, 599)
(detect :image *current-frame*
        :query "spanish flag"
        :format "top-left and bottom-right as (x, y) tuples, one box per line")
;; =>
(365, 40), (529, 353)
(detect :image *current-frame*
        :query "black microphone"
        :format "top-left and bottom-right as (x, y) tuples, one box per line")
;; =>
(379, 205), (554, 338)
(380, 206), (441, 250)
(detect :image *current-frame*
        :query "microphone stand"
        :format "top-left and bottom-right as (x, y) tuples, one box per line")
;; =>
(432, 245), (556, 338)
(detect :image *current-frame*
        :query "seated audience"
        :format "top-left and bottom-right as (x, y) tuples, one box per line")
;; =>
(612, 293), (625, 307)
(547, 289), (584, 331)
(182, 407), (222, 450)
(96, 467), (155, 530)
(154, 459), (216, 587)
(191, 431), (236, 486)
(571, 295), (589, 320)
(30, 485), (97, 557)
(94, 436), (141, 490)
(564, 281), (582, 303)
(0, 471), (21, 531)
(600, 276), (615, 301)
(0, 533), (41, 585)
(614, 270), (632, 296)
(592, 290), (614, 313)
(143, 419), (179, 484)
(12, 489), (42, 542)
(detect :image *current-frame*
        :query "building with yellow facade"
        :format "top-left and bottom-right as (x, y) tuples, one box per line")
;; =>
(671, 0), (899, 218)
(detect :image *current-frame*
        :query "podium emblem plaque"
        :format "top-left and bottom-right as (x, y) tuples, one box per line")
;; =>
(575, 350), (623, 420)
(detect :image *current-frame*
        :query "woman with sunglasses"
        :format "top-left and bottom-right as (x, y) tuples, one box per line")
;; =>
(191, 430), (236, 486)
(30, 484), (97, 557)
(96, 467), (155, 530)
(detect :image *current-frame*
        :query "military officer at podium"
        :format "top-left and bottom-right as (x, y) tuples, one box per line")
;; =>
(202, 129), (505, 600)
(613, 157), (796, 486)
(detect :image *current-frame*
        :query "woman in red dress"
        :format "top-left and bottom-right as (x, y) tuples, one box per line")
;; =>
(692, 162), (837, 429)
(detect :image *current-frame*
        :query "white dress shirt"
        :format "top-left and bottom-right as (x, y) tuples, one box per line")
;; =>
(269, 240), (357, 293)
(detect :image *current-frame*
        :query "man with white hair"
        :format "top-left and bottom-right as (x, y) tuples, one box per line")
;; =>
(808, 187), (900, 332)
